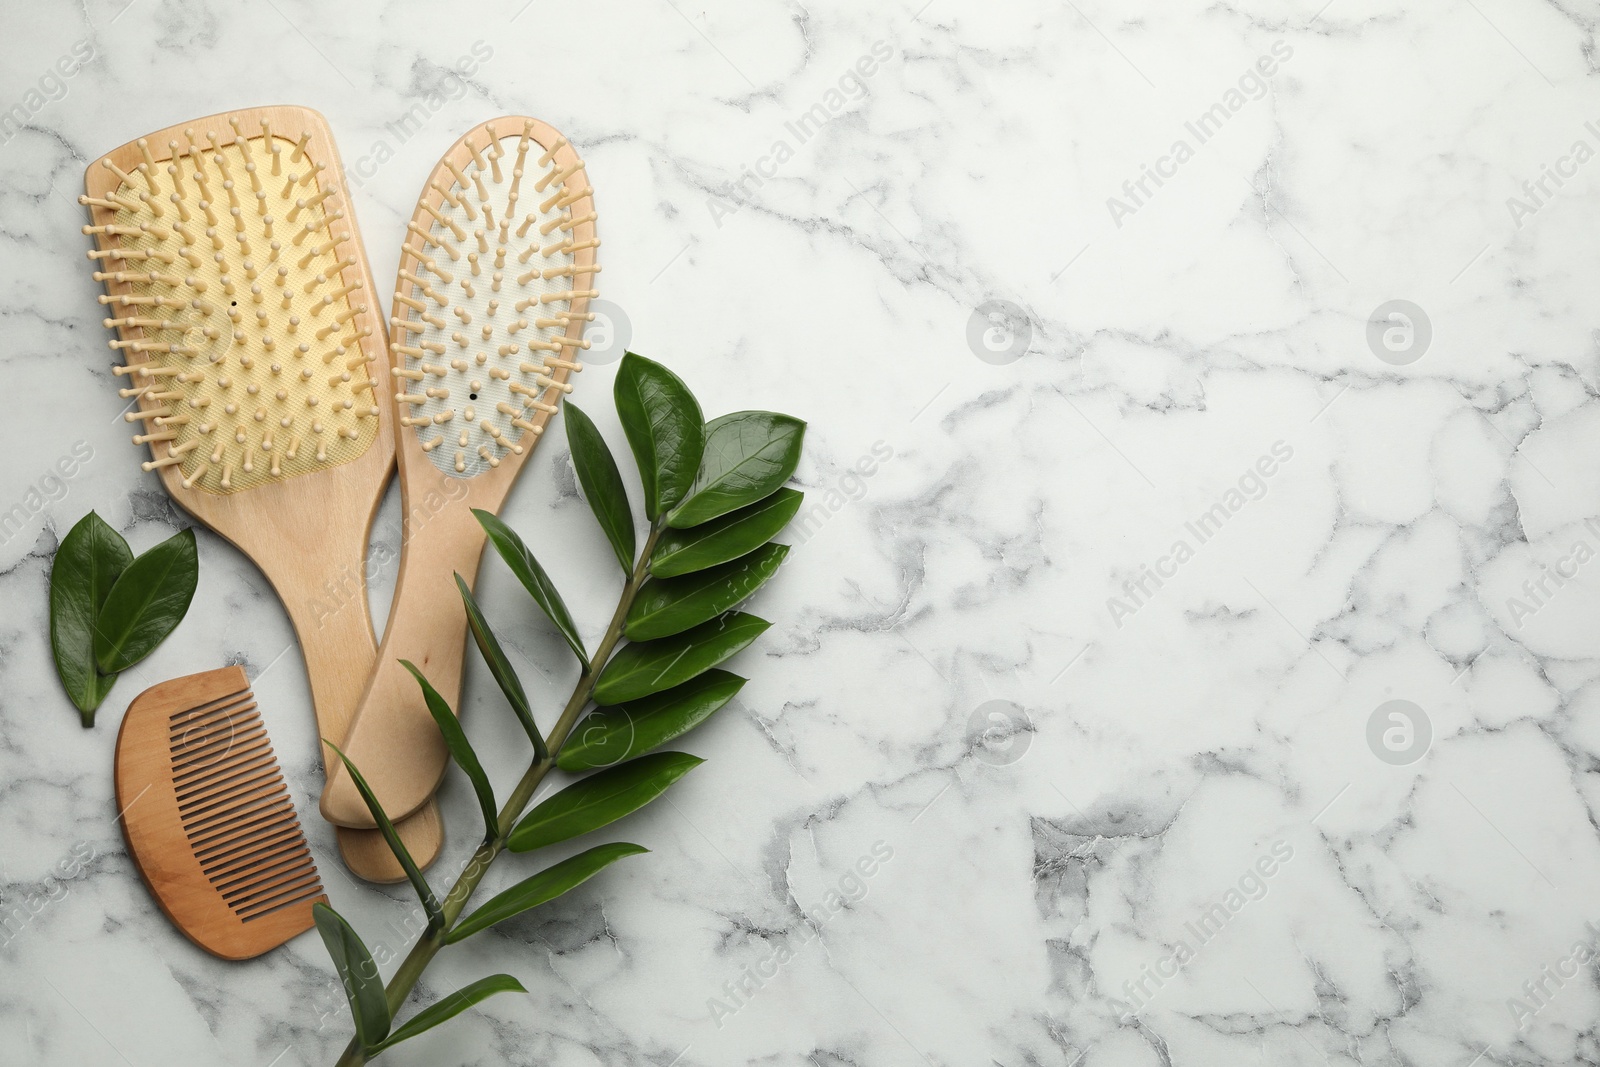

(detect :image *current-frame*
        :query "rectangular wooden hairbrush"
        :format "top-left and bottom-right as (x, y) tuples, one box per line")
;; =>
(81, 107), (441, 880)
(115, 666), (326, 959)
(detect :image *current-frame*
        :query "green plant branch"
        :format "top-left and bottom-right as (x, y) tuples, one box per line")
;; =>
(334, 523), (664, 1067)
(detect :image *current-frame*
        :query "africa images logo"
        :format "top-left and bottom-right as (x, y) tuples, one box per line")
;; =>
(966, 299), (1033, 365)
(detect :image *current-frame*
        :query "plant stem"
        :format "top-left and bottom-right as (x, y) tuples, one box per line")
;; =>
(334, 525), (663, 1067)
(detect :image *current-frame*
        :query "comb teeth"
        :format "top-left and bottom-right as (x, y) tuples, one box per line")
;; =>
(394, 119), (597, 478)
(166, 691), (323, 922)
(82, 111), (381, 495)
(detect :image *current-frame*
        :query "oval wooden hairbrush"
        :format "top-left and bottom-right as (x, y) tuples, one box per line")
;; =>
(320, 116), (597, 828)
(81, 107), (441, 880)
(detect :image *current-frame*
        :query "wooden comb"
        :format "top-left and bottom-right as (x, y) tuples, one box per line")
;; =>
(115, 666), (326, 960)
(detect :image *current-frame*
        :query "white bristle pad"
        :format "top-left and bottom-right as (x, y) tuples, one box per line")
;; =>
(85, 123), (380, 495)
(394, 129), (596, 479)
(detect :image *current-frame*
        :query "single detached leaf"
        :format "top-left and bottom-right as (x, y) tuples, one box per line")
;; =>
(564, 401), (636, 573)
(323, 738), (445, 932)
(614, 352), (704, 521)
(508, 752), (703, 852)
(457, 575), (548, 761)
(626, 543), (789, 642)
(559, 670), (747, 772)
(650, 488), (804, 578)
(593, 612), (770, 706)
(474, 509), (587, 669)
(667, 411), (806, 529)
(371, 974), (527, 1052)
(444, 842), (648, 943)
(92, 527), (198, 674)
(402, 660), (498, 841)
(313, 903), (391, 1048)
(50, 512), (133, 722)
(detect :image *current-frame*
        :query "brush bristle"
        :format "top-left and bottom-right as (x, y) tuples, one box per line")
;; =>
(393, 120), (596, 478)
(83, 116), (380, 494)
(168, 687), (323, 921)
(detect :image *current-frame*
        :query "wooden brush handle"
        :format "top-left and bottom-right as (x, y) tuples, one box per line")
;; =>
(258, 526), (445, 876)
(319, 497), (490, 827)
(265, 524), (393, 761)
(339, 803), (443, 881)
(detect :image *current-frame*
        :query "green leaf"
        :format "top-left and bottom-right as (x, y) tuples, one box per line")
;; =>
(559, 670), (746, 772)
(92, 527), (198, 674)
(402, 660), (498, 841)
(444, 842), (648, 943)
(322, 738), (445, 932)
(564, 401), (636, 573)
(626, 543), (789, 642)
(313, 903), (391, 1049)
(614, 352), (704, 521)
(50, 512), (133, 723)
(370, 974), (527, 1052)
(667, 411), (806, 529)
(593, 612), (771, 706)
(650, 488), (804, 578)
(474, 509), (588, 669)
(457, 575), (548, 761)
(508, 752), (703, 852)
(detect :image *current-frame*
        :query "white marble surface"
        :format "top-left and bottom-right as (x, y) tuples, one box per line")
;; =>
(2, 0), (1599, 1064)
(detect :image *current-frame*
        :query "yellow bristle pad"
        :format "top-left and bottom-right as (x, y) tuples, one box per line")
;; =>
(86, 121), (378, 494)
(395, 128), (596, 478)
